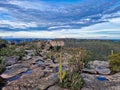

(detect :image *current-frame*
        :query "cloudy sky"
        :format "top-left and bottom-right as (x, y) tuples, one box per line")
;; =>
(0, 0), (120, 39)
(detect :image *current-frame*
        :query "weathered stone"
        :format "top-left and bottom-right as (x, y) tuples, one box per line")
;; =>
(1, 64), (28, 79)
(96, 67), (111, 75)
(83, 68), (97, 74)
(47, 85), (63, 90)
(25, 50), (35, 56)
(2, 68), (45, 90)
(88, 60), (109, 69)
(38, 73), (59, 90)
(81, 73), (120, 90)
(23, 50), (35, 60)
(5, 56), (20, 66)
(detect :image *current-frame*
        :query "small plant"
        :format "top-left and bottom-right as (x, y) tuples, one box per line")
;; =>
(58, 48), (86, 90)
(108, 53), (120, 72)
(0, 56), (5, 65)
(59, 51), (66, 83)
(0, 56), (5, 74)
(58, 72), (84, 90)
(111, 50), (114, 55)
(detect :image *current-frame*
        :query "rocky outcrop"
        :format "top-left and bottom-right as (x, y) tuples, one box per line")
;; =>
(1, 64), (28, 79)
(38, 73), (59, 90)
(84, 60), (111, 75)
(81, 73), (120, 90)
(23, 50), (35, 60)
(49, 40), (64, 47)
(96, 67), (111, 75)
(2, 68), (45, 90)
(5, 56), (20, 66)
(83, 68), (97, 74)
(87, 60), (109, 69)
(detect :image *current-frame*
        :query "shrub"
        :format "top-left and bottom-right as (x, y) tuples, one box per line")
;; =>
(0, 56), (5, 74)
(58, 72), (84, 90)
(58, 48), (87, 90)
(108, 53), (120, 72)
(59, 51), (66, 83)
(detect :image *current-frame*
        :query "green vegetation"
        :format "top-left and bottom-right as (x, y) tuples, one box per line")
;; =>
(59, 51), (66, 83)
(58, 72), (84, 90)
(62, 39), (120, 60)
(0, 46), (25, 57)
(108, 53), (120, 72)
(0, 56), (5, 74)
(58, 48), (87, 90)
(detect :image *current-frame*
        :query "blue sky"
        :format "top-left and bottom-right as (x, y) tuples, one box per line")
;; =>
(0, 0), (120, 39)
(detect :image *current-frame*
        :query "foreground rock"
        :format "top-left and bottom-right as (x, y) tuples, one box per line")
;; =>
(84, 60), (111, 75)
(5, 56), (20, 66)
(81, 73), (120, 90)
(38, 73), (59, 90)
(96, 67), (111, 75)
(87, 60), (109, 69)
(0, 76), (6, 90)
(2, 68), (45, 90)
(1, 64), (28, 79)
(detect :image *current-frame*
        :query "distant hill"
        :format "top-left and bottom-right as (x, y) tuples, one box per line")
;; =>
(55, 38), (120, 60)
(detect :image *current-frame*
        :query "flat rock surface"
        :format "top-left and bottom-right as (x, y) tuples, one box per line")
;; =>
(81, 73), (120, 90)
(88, 60), (109, 69)
(1, 64), (28, 78)
(2, 68), (45, 90)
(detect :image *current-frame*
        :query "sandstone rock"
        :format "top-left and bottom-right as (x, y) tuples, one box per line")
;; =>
(83, 68), (97, 74)
(25, 50), (35, 56)
(2, 68), (45, 90)
(1, 64), (28, 79)
(5, 56), (20, 66)
(96, 67), (111, 75)
(81, 73), (120, 90)
(44, 42), (52, 50)
(38, 73), (59, 90)
(23, 50), (35, 60)
(88, 60), (109, 69)
(47, 85), (63, 90)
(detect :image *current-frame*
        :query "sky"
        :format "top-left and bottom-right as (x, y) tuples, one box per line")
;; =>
(0, 0), (120, 39)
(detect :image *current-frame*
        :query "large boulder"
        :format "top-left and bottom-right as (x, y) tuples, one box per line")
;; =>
(96, 67), (111, 75)
(87, 60), (109, 69)
(1, 64), (28, 79)
(25, 50), (35, 56)
(87, 60), (111, 75)
(81, 73), (120, 90)
(38, 73), (59, 90)
(23, 50), (35, 60)
(5, 56), (20, 66)
(83, 68), (97, 74)
(2, 68), (45, 90)
(47, 85), (65, 90)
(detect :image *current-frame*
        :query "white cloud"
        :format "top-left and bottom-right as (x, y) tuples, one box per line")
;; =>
(109, 17), (120, 24)
(48, 25), (70, 29)
(8, 0), (49, 10)
(0, 17), (120, 39)
(0, 20), (38, 29)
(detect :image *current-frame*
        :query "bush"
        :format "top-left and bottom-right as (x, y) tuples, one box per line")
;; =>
(108, 53), (120, 72)
(58, 48), (87, 90)
(0, 57), (5, 74)
(58, 72), (84, 90)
